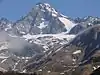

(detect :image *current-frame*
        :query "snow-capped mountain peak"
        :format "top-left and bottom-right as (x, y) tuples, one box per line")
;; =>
(12, 2), (76, 35)
(36, 2), (58, 17)
(36, 2), (76, 32)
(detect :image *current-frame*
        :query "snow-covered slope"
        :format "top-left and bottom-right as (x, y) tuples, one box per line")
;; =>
(58, 17), (75, 32)
(23, 33), (75, 52)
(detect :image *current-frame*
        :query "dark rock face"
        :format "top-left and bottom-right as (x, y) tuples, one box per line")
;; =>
(69, 24), (86, 34)
(90, 67), (100, 75)
(69, 25), (100, 64)
(0, 71), (37, 75)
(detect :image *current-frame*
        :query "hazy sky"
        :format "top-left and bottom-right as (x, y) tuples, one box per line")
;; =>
(0, 0), (100, 21)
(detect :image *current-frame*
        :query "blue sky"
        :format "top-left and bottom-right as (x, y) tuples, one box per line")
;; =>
(0, 0), (100, 21)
